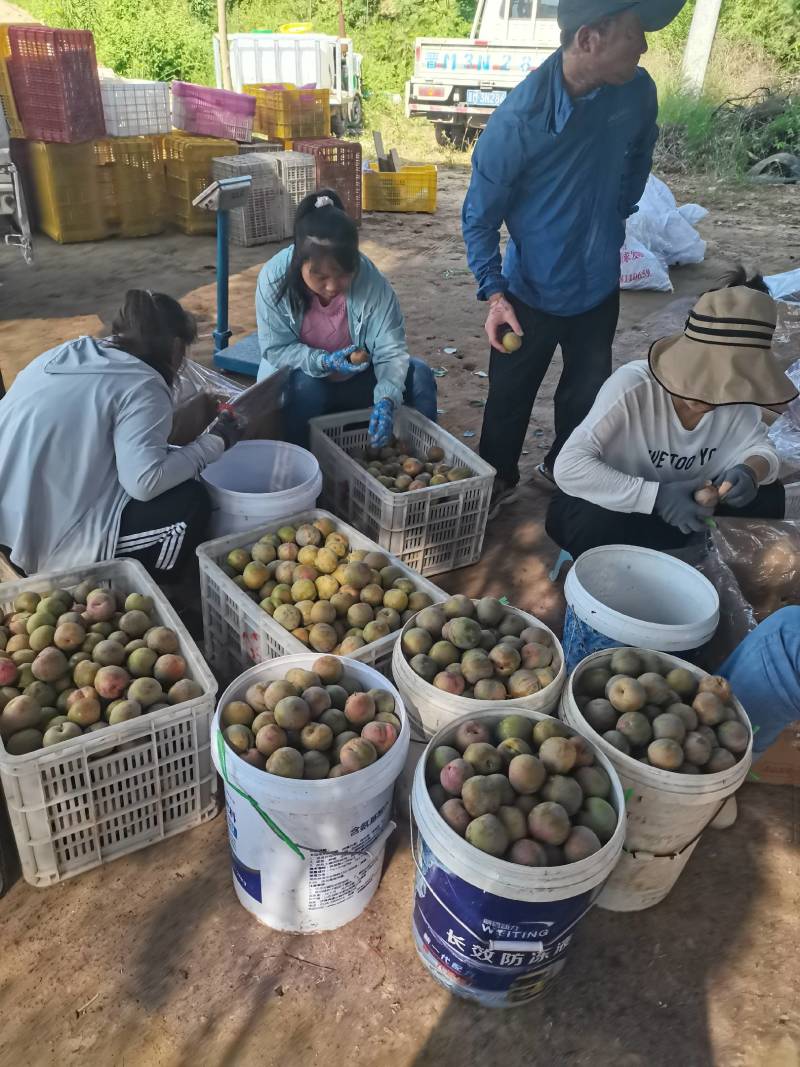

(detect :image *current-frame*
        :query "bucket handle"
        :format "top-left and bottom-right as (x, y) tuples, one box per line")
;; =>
(622, 796), (730, 861)
(409, 800), (598, 953)
(216, 732), (305, 859)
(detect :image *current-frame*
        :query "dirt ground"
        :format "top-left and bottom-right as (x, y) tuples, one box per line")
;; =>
(0, 170), (799, 1066)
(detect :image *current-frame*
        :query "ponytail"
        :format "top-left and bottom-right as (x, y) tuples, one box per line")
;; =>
(110, 290), (197, 386)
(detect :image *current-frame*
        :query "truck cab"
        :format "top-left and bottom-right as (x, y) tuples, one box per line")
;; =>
(406, 0), (559, 146)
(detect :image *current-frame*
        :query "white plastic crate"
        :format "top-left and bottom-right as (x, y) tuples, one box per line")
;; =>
(0, 559), (218, 887)
(100, 79), (171, 136)
(213, 152), (285, 246)
(309, 407), (496, 576)
(196, 507), (446, 682)
(272, 149), (316, 237)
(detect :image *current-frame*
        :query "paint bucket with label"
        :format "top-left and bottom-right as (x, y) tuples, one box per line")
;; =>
(410, 708), (625, 1007)
(212, 654), (409, 933)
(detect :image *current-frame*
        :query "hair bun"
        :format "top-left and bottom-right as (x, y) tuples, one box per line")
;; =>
(315, 195), (334, 209)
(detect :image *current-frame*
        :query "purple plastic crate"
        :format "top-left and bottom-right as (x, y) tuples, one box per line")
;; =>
(171, 81), (255, 142)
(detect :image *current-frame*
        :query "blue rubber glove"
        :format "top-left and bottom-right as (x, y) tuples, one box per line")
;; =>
(654, 480), (714, 534)
(321, 345), (367, 376)
(714, 464), (758, 508)
(368, 398), (395, 448)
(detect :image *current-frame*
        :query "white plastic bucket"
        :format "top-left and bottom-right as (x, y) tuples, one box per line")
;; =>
(560, 648), (752, 912)
(562, 545), (720, 672)
(392, 602), (566, 741)
(211, 653), (410, 933)
(202, 440), (322, 537)
(411, 708), (625, 1008)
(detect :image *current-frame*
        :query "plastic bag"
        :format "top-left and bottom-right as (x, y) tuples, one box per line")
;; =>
(627, 176), (707, 267)
(765, 267), (800, 303)
(620, 236), (672, 292)
(173, 358), (243, 406)
(709, 518), (800, 622)
(768, 414), (800, 478)
(620, 175), (706, 291)
(694, 545), (757, 668)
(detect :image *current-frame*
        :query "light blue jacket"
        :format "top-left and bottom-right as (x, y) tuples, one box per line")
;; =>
(0, 337), (222, 575)
(255, 247), (409, 407)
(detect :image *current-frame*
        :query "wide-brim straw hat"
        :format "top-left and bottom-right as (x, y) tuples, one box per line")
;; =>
(648, 284), (798, 407)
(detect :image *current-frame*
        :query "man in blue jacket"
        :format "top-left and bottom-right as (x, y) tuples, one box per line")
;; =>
(463, 0), (685, 512)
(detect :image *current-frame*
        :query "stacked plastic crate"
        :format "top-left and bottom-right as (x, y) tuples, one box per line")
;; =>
(97, 79), (171, 238)
(6, 26), (104, 143)
(6, 27), (108, 243)
(95, 136), (166, 238)
(0, 23), (25, 139)
(244, 85), (330, 147)
(164, 132), (238, 235)
(272, 150), (316, 237)
(172, 81), (255, 142)
(212, 152), (284, 246)
(294, 138), (363, 223)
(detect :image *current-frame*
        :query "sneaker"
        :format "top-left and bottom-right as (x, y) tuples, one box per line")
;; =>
(488, 480), (519, 520)
(710, 795), (738, 830)
(531, 462), (557, 492)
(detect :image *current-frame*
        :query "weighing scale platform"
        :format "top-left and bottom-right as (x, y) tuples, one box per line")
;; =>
(213, 332), (260, 377)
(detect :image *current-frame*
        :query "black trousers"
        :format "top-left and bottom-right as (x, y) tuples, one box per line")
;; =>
(479, 288), (620, 487)
(546, 481), (787, 559)
(115, 480), (211, 578)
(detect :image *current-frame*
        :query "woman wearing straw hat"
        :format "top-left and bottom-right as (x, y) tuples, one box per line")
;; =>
(546, 271), (797, 557)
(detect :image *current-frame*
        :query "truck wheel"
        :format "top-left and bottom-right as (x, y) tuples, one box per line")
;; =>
(347, 94), (363, 131)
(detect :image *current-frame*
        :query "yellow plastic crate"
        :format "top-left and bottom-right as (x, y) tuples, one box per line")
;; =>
(163, 131), (237, 165)
(363, 164), (437, 214)
(95, 136), (166, 238)
(0, 22), (25, 137)
(28, 141), (109, 244)
(244, 85), (329, 141)
(163, 133), (237, 235)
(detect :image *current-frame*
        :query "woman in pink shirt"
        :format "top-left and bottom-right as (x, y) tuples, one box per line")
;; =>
(256, 189), (437, 448)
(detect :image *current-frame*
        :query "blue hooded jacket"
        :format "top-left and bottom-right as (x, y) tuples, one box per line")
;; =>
(462, 48), (658, 316)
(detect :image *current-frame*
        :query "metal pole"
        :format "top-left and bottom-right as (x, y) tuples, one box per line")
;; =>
(217, 0), (233, 91)
(680, 0), (723, 94)
(214, 210), (232, 351)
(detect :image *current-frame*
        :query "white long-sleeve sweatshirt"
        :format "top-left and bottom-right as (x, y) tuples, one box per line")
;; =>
(553, 361), (780, 514)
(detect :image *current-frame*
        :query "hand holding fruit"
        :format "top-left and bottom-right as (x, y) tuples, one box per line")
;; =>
(655, 480), (714, 534)
(693, 481), (720, 509)
(485, 293), (523, 354)
(713, 464), (758, 508)
(321, 345), (370, 376)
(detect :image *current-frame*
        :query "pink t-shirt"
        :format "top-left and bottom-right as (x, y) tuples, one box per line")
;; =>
(300, 293), (353, 353)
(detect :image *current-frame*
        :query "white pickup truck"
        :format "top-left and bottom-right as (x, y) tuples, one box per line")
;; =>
(405, 0), (559, 146)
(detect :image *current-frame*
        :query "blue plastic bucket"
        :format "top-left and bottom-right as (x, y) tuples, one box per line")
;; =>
(410, 709), (625, 1008)
(562, 545), (720, 673)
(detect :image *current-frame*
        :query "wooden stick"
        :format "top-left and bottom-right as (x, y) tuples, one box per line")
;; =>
(389, 148), (402, 173)
(373, 130), (391, 171)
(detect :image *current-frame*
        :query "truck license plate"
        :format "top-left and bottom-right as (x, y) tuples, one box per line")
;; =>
(466, 89), (506, 107)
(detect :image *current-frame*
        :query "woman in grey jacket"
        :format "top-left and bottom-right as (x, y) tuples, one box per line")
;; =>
(0, 290), (240, 577)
